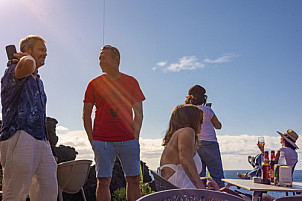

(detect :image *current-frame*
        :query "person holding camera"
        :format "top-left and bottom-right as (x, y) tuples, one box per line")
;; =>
(185, 85), (225, 188)
(0, 35), (58, 201)
(83, 45), (145, 201)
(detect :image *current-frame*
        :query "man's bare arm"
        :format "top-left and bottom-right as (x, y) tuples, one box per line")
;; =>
(83, 102), (94, 145)
(14, 53), (36, 79)
(132, 101), (143, 142)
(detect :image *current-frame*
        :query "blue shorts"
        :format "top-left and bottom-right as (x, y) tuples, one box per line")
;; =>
(92, 139), (140, 178)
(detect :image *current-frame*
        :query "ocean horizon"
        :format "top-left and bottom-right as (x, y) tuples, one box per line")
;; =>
(224, 169), (302, 181)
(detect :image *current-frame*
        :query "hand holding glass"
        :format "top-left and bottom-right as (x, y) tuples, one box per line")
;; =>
(258, 137), (265, 146)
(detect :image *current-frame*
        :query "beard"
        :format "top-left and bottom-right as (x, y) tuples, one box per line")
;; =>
(36, 56), (46, 67)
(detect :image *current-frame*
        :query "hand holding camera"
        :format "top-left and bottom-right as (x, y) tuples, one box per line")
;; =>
(6, 45), (33, 67)
(205, 103), (212, 107)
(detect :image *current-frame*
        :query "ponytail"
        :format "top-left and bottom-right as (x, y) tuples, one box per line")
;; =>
(185, 94), (207, 105)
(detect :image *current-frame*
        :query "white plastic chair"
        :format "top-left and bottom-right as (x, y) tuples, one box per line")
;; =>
(137, 188), (245, 201)
(274, 195), (302, 201)
(57, 160), (92, 201)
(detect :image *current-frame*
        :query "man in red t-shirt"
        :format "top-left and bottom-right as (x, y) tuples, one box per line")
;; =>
(83, 45), (145, 201)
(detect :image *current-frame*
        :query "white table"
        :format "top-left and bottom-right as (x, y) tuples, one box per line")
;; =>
(222, 179), (302, 201)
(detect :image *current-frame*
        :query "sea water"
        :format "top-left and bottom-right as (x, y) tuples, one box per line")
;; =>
(224, 170), (302, 199)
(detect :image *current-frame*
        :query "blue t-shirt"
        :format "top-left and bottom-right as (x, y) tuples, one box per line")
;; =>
(0, 64), (47, 141)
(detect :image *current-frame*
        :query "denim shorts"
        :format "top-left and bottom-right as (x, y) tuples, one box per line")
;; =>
(92, 139), (140, 178)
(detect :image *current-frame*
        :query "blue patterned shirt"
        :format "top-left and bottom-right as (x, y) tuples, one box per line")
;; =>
(0, 64), (47, 141)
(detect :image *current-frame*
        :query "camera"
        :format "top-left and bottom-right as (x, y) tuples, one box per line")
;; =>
(6, 45), (18, 67)
(205, 103), (212, 107)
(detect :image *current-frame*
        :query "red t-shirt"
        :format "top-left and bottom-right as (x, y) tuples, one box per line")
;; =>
(84, 73), (145, 141)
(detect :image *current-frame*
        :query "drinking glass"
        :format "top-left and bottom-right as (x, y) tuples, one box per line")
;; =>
(258, 137), (265, 146)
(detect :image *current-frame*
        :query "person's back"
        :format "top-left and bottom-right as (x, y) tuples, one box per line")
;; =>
(185, 85), (224, 188)
(159, 127), (202, 185)
(159, 105), (210, 190)
(159, 127), (203, 189)
(279, 147), (297, 168)
(197, 105), (217, 141)
(160, 128), (184, 166)
(276, 129), (299, 169)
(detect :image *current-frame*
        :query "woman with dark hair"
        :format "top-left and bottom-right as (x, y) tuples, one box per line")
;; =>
(158, 105), (220, 190)
(185, 85), (225, 188)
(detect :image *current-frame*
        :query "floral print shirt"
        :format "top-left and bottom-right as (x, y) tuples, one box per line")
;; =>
(0, 64), (47, 141)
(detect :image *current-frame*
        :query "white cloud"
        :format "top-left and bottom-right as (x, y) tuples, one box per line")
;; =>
(218, 135), (302, 170)
(140, 135), (302, 170)
(164, 56), (204, 72)
(202, 54), (237, 64)
(153, 53), (237, 72)
(140, 138), (164, 170)
(57, 131), (302, 171)
(152, 61), (167, 71)
(56, 125), (69, 131)
(157, 61), (167, 67)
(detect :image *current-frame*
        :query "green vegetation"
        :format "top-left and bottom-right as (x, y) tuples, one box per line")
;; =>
(112, 164), (155, 200)
(112, 187), (126, 201)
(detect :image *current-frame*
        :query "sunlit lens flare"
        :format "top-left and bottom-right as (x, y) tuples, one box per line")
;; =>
(19, 0), (57, 26)
(8, 0), (81, 60)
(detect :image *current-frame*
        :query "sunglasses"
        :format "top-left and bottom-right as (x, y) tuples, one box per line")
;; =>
(102, 45), (119, 57)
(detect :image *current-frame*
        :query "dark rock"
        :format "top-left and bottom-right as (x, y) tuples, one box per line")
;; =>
(45, 117), (78, 163)
(140, 161), (152, 183)
(82, 166), (97, 201)
(55, 145), (78, 163)
(140, 161), (156, 192)
(46, 117), (59, 155)
(110, 157), (126, 194)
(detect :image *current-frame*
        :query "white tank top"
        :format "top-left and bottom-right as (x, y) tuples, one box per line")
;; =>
(158, 153), (203, 189)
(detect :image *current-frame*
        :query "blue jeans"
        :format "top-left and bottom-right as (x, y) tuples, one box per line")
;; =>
(249, 153), (263, 177)
(197, 141), (225, 188)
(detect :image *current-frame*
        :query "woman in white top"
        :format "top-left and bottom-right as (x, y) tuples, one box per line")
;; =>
(185, 85), (225, 188)
(159, 105), (219, 190)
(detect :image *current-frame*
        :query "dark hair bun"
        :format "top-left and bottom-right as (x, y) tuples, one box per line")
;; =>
(185, 95), (195, 104)
(185, 94), (206, 105)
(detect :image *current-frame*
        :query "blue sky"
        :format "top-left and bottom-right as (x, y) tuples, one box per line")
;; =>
(1, 0), (301, 170)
